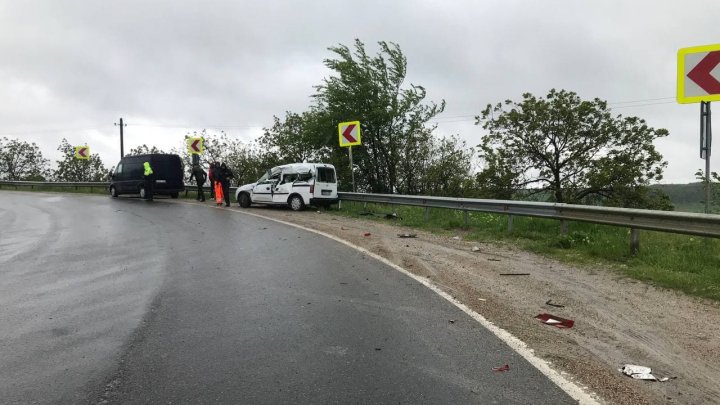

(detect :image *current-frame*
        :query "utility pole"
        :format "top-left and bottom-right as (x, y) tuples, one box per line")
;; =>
(114, 118), (126, 158)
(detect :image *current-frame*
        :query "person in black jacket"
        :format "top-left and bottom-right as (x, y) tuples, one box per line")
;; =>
(191, 163), (207, 202)
(218, 162), (234, 207)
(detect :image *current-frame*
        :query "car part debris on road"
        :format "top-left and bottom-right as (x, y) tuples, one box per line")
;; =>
(545, 300), (565, 308)
(492, 364), (510, 372)
(397, 233), (417, 238)
(535, 313), (575, 328)
(619, 365), (671, 382)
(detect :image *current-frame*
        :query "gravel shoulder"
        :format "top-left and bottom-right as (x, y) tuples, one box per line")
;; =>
(241, 206), (720, 405)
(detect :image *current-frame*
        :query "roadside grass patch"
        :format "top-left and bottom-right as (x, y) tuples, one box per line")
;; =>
(335, 201), (720, 301)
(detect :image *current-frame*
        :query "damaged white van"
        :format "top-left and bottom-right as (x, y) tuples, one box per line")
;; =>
(235, 163), (338, 211)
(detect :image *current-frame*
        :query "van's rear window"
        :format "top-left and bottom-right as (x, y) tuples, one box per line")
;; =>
(316, 168), (336, 183)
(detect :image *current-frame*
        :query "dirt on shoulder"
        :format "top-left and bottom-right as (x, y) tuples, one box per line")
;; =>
(244, 207), (720, 405)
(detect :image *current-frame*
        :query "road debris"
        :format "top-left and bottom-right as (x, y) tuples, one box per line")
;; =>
(499, 273), (530, 276)
(385, 213), (401, 220)
(545, 299), (565, 308)
(492, 364), (510, 372)
(488, 258), (501, 262)
(619, 364), (671, 382)
(341, 227), (349, 230)
(471, 246), (481, 252)
(397, 233), (417, 238)
(452, 236), (461, 240)
(535, 313), (575, 328)
(363, 232), (371, 237)
(449, 319), (456, 324)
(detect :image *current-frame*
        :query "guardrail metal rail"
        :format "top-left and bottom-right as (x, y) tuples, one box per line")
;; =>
(338, 192), (720, 253)
(2, 181), (717, 253)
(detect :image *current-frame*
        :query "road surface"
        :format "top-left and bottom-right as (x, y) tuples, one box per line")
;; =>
(0, 191), (576, 404)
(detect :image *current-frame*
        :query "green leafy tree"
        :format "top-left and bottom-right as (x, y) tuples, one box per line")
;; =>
(411, 135), (476, 197)
(127, 144), (166, 156)
(259, 110), (332, 164)
(53, 138), (108, 182)
(476, 89), (670, 208)
(0, 137), (51, 180)
(695, 169), (720, 213)
(313, 39), (446, 193)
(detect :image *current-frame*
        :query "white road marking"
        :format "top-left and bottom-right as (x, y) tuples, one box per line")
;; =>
(182, 201), (601, 404)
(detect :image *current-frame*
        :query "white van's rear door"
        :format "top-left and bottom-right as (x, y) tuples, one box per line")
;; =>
(313, 166), (337, 199)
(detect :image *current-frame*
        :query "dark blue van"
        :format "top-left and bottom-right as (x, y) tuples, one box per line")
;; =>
(110, 154), (185, 199)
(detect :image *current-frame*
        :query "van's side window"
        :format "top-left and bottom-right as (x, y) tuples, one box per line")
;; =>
(115, 164), (123, 174)
(282, 173), (297, 184)
(316, 168), (336, 183)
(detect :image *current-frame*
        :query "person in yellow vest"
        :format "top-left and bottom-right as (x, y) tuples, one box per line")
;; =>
(143, 161), (154, 201)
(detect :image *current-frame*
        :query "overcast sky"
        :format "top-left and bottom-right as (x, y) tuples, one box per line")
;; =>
(1, 0), (718, 183)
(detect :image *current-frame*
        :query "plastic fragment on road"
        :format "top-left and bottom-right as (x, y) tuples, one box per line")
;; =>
(471, 246), (481, 252)
(619, 364), (670, 382)
(452, 236), (461, 240)
(535, 313), (574, 328)
(545, 300), (565, 308)
(397, 233), (417, 238)
(492, 364), (510, 372)
(488, 258), (501, 262)
(449, 319), (456, 324)
(363, 232), (371, 237)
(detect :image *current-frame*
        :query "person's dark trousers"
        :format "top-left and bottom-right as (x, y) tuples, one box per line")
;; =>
(144, 176), (154, 200)
(209, 177), (215, 199)
(196, 184), (205, 201)
(194, 177), (205, 201)
(222, 181), (230, 206)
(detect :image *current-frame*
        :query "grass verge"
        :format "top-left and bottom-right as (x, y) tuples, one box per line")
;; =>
(333, 201), (720, 301)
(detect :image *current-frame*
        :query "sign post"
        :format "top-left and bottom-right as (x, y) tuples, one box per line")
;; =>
(678, 44), (720, 214)
(338, 121), (362, 192)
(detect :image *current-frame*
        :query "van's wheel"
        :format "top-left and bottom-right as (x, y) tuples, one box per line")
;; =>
(110, 186), (118, 198)
(289, 195), (305, 211)
(238, 193), (251, 208)
(170, 192), (179, 199)
(139, 186), (146, 199)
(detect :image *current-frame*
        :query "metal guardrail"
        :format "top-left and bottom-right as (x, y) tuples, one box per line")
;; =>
(338, 192), (720, 253)
(2, 181), (718, 251)
(0, 180), (109, 191)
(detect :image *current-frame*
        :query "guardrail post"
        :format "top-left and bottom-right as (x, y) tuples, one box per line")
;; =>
(630, 228), (640, 255)
(560, 220), (568, 235)
(424, 207), (430, 221)
(507, 215), (514, 233)
(463, 210), (469, 227)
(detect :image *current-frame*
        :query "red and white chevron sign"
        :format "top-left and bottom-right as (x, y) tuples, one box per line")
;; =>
(74, 146), (90, 160)
(338, 121), (361, 147)
(678, 44), (720, 103)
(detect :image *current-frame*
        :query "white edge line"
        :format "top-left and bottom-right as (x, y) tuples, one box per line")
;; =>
(184, 202), (601, 404)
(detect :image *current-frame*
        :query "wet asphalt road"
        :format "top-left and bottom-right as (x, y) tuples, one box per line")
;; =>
(0, 191), (575, 404)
